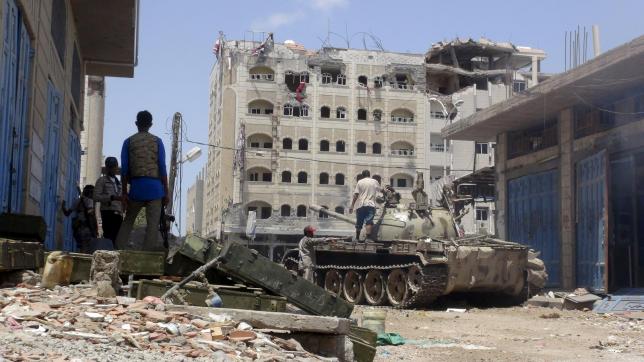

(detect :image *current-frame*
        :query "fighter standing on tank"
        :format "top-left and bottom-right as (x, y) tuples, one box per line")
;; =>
(349, 170), (382, 242)
(115, 110), (169, 250)
(298, 226), (334, 282)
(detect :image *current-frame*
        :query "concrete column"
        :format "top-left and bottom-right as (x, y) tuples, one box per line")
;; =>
(559, 108), (575, 289)
(531, 56), (539, 85)
(80, 76), (105, 187)
(495, 132), (508, 239)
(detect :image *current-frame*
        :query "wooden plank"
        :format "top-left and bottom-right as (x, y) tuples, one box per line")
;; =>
(164, 304), (350, 334)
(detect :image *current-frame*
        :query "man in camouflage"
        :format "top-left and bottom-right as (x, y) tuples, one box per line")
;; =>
(298, 225), (333, 282)
(115, 110), (169, 250)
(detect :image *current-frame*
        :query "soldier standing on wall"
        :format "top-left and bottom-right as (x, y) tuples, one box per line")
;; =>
(298, 225), (333, 282)
(115, 111), (169, 250)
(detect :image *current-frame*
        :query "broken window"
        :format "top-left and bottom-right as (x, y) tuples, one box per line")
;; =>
(357, 109), (367, 121)
(334, 206), (345, 214)
(336, 140), (346, 153)
(475, 143), (489, 154)
(358, 75), (368, 87)
(391, 74), (410, 90)
(336, 107), (347, 119)
(280, 205), (291, 217)
(390, 109), (414, 123)
(335, 173), (345, 185)
(319, 205), (329, 218)
(297, 171), (308, 184)
(374, 76), (384, 88)
(320, 106), (330, 118)
(320, 140), (330, 152)
(319, 173), (329, 185)
(372, 143), (382, 154)
(282, 138), (292, 150)
(296, 205), (307, 217)
(322, 73), (333, 84)
(336, 74), (346, 86)
(285, 71), (309, 92)
(283, 103), (308, 117)
(281, 171), (291, 183)
(373, 110), (382, 122)
(298, 139), (308, 151)
(357, 142), (367, 154)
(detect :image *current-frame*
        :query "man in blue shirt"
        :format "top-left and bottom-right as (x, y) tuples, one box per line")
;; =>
(115, 110), (169, 250)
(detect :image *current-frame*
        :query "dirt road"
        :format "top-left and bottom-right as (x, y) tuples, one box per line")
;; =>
(353, 305), (644, 361)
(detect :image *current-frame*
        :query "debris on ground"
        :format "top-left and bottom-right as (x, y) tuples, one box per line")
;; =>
(539, 312), (561, 319)
(0, 284), (340, 361)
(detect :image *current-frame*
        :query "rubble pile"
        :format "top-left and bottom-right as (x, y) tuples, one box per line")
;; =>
(0, 285), (336, 361)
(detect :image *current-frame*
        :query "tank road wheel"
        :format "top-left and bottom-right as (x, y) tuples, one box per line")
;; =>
(324, 269), (342, 296)
(407, 265), (423, 292)
(363, 270), (386, 306)
(342, 270), (364, 304)
(386, 269), (409, 307)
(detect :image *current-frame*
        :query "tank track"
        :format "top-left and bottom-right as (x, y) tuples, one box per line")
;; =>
(306, 261), (448, 309)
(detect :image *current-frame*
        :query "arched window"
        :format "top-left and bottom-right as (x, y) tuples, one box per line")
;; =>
(247, 201), (272, 219)
(297, 171), (308, 184)
(335, 206), (345, 214)
(298, 139), (308, 151)
(335, 173), (345, 185)
(357, 142), (367, 154)
(336, 140), (346, 153)
(249, 66), (275, 81)
(280, 204), (291, 217)
(319, 205), (329, 218)
(390, 108), (415, 123)
(320, 106), (330, 118)
(336, 107), (347, 119)
(248, 99), (274, 115)
(247, 134), (272, 149)
(282, 138), (292, 150)
(357, 75), (368, 87)
(390, 141), (415, 156)
(390, 173), (414, 188)
(373, 109), (382, 122)
(372, 142), (382, 154)
(319, 172), (329, 185)
(248, 167), (272, 182)
(281, 171), (291, 183)
(296, 205), (307, 217)
(320, 140), (330, 152)
(357, 108), (367, 121)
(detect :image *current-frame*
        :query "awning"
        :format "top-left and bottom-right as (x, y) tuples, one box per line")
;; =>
(71, 0), (139, 77)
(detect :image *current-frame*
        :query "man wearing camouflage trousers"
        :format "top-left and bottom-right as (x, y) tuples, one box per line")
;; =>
(298, 225), (334, 282)
(115, 110), (169, 250)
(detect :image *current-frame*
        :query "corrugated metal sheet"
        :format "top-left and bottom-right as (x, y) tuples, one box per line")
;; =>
(42, 82), (62, 250)
(576, 150), (607, 291)
(508, 169), (561, 287)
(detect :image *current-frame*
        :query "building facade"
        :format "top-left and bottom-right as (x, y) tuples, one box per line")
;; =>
(0, 0), (138, 250)
(186, 169), (204, 235)
(443, 35), (644, 291)
(203, 35), (544, 258)
(80, 75), (105, 187)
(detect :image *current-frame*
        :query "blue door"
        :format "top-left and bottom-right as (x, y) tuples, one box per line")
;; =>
(63, 131), (81, 251)
(508, 170), (561, 287)
(0, 0), (30, 213)
(42, 82), (63, 250)
(576, 150), (607, 291)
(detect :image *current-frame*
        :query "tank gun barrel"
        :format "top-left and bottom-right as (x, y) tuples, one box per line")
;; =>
(308, 205), (356, 225)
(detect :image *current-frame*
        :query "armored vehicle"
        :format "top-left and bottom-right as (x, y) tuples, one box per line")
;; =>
(282, 174), (547, 308)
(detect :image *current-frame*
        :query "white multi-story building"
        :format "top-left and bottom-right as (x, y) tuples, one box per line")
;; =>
(202, 35), (545, 259)
(186, 169), (204, 235)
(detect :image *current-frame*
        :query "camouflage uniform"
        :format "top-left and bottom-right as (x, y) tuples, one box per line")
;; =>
(298, 236), (329, 282)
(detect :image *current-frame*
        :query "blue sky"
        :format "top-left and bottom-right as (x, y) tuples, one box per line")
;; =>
(103, 0), (644, 233)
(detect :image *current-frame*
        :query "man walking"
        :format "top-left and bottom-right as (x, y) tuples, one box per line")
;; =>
(299, 226), (333, 282)
(115, 110), (169, 250)
(349, 170), (381, 242)
(93, 157), (123, 245)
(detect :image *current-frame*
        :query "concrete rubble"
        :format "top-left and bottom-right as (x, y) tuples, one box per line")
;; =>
(0, 284), (343, 361)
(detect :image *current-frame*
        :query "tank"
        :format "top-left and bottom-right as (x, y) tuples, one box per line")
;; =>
(282, 174), (548, 308)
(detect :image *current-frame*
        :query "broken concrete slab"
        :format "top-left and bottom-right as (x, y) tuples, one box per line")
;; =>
(165, 304), (350, 334)
(563, 293), (602, 310)
(525, 295), (564, 309)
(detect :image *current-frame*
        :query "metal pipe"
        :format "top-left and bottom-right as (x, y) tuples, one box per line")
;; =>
(592, 25), (601, 56)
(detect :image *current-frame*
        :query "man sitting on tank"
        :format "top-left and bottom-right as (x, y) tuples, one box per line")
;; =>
(299, 225), (333, 282)
(349, 170), (382, 242)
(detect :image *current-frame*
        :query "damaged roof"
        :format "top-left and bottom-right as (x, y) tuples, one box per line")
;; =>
(426, 37), (517, 62)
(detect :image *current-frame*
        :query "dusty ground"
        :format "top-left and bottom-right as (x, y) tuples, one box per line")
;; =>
(352, 305), (644, 362)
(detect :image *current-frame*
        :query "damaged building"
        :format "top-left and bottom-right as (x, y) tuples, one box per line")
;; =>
(202, 34), (545, 259)
(442, 35), (644, 292)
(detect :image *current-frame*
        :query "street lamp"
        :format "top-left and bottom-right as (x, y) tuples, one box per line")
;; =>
(182, 146), (202, 164)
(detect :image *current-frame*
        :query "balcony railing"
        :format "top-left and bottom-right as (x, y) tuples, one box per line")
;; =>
(390, 116), (414, 123)
(390, 149), (415, 156)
